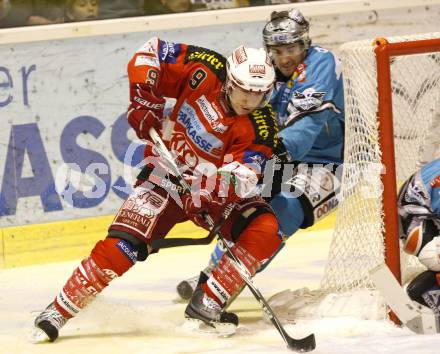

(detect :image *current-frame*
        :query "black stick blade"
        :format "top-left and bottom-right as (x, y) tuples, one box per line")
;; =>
(287, 333), (316, 352)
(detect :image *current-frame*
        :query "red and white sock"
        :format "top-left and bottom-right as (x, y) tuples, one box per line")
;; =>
(203, 244), (260, 306)
(202, 213), (281, 306)
(53, 237), (135, 318)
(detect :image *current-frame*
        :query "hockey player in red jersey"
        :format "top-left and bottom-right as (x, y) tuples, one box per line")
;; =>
(32, 37), (283, 342)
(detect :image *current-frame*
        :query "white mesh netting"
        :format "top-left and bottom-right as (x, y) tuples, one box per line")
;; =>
(269, 33), (440, 321)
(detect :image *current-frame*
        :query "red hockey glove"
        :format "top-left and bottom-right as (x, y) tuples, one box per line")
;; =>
(127, 83), (166, 139)
(181, 189), (226, 229)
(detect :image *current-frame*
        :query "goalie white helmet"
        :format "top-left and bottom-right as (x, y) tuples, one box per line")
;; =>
(225, 46), (275, 115)
(262, 9), (311, 50)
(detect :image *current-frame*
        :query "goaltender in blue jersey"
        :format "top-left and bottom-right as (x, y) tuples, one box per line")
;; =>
(398, 158), (440, 315)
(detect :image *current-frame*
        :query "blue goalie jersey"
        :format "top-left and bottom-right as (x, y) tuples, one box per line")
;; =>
(419, 158), (440, 218)
(271, 46), (345, 165)
(398, 158), (440, 241)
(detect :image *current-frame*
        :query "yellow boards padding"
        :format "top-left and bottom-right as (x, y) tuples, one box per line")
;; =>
(0, 215), (206, 268)
(0, 212), (335, 268)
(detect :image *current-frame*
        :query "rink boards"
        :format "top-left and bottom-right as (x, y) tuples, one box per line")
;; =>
(0, 212), (336, 268)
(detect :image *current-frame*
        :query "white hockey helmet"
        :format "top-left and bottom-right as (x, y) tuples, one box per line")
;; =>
(262, 9), (311, 50)
(226, 45), (275, 109)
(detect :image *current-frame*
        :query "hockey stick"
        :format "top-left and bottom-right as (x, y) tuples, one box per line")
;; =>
(370, 263), (440, 334)
(149, 127), (316, 352)
(151, 216), (225, 249)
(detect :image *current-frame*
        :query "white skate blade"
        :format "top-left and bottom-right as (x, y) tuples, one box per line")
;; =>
(183, 317), (237, 337)
(29, 327), (51, 344)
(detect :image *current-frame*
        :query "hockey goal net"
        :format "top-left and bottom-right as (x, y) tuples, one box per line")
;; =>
(269, 33), (440, 320)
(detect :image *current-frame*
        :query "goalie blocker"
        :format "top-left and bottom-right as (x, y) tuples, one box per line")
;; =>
(370, 264), (440, 334)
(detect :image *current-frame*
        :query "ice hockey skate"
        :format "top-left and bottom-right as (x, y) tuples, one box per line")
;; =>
(30, 302), (68, 343)
(184, 286), (238, 337)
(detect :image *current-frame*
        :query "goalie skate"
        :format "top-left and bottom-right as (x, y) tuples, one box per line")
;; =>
(30, 302), (68, 343)
(184, 287), (238, 337)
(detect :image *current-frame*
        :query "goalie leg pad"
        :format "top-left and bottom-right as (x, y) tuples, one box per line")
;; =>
(407, 270), (440, 314)
(54, 238), (135, 318)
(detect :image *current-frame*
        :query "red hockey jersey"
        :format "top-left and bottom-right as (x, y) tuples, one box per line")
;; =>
(127, 37), (280, 199)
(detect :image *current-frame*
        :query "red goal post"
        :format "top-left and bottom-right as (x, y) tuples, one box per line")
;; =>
(267, 33), (440, 322)
(375, 36), (440, 285)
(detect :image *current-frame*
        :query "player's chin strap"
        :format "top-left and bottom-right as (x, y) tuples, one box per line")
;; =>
(148, 127), (316, 352)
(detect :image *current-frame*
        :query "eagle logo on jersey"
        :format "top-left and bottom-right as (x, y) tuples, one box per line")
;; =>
(291, 88), (326, 112)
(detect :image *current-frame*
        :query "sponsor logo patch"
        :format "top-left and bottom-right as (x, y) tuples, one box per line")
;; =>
(296, 63), (307, 82)
(134, 55), (160, 68)
(136, 38), (159, 55)
(248, 106), (280, 149)
(423, 289), (440, 314)
(314, 197), (338, 220)
(116, 239), (138, 264)
(430, 174), (440, 189)
(176, 102), (224, 157)
(185, 46), (226, 80)
(195, 95), (228, 133)
(249, 64), (266, 75)
(112, 187), (167, 238)
(159, 40), (181, 64)
(233, 46), (247, 64)
(58, 291), (80, 315)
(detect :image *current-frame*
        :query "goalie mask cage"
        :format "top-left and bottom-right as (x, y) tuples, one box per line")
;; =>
(269, 33), (440, 321)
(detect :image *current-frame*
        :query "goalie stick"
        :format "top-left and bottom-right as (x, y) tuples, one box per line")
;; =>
(369, 263), (440, 334)
(148, 127), (316, 352)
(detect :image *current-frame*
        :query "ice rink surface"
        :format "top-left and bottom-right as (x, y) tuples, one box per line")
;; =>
(1, 229), (440, 354)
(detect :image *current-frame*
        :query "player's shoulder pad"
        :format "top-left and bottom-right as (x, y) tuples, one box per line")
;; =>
(309, 46), (334, 60)
(247, 104), (281, 150)
(307, 46), (342, 80)
(184, 45), (227, 81)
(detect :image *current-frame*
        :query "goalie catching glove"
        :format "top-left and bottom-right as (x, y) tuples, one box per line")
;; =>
(127, 83), (166, 139)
